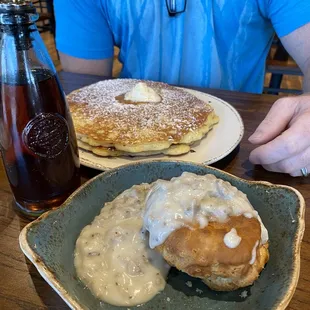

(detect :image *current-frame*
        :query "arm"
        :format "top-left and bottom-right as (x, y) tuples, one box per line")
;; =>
(54, 0), (114, 77)
(279, 22), (310, 92)
(59, 53), (113, 77)
(248, 1), (310, 176)
(304, 66), (310, 93)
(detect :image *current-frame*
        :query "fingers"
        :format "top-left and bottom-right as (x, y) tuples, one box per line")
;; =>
(249, 98), (298, 145)
(260, 146), (310, 176)
(249, 118), (310, 165)
(290, 166), (310, 177)
(263, 164), (310, 177)
(249, 96), (310, 176)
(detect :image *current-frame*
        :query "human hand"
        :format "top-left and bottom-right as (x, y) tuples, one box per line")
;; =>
(248, 95), (310, 177)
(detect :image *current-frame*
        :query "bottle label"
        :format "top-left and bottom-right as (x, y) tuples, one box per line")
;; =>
(23, 113), (69, 159)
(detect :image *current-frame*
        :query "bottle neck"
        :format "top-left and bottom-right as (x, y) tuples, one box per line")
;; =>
(1, 22), (35, 50)
(0, 3), (39, 50)
(0, 21), (56, 85)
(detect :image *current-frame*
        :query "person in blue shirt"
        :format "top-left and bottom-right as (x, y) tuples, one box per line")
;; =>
(54, 0), (310, 177)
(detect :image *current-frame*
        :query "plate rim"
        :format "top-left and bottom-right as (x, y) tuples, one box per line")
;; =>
(19, 159), (305, 310)
(78, 88), (245, 171)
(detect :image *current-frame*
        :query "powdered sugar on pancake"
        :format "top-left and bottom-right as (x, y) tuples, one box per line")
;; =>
(67, 79), (215, 145)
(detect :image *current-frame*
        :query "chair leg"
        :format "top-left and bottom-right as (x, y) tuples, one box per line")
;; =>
(268, 41), (289, 95)
(274, 42), (289, 62)
(268, 74), (283, 95)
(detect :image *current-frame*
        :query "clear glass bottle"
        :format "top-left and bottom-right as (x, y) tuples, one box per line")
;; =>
(0, 0), (81, 219)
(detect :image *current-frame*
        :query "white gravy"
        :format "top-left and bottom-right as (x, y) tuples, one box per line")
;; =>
(75, 172), (269, 306)
(143, 172), (269, 249)
(74, 184), (170, 307)
(224, 228), (242, 248)
(250, 241), (259, 265)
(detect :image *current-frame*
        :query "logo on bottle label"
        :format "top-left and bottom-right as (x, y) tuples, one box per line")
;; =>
(23, 113), (69, 159)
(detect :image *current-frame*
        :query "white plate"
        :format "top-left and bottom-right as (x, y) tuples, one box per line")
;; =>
(78, 88), (244, 171)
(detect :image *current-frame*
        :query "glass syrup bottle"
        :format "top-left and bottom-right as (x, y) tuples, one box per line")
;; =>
(0, 0), (81, 219)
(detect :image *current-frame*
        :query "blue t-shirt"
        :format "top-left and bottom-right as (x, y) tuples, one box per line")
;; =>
(54, 0), (310, 93)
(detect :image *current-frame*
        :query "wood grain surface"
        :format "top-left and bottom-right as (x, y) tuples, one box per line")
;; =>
(0, 72), (309, 309)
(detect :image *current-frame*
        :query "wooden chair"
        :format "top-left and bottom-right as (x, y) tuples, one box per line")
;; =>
(33, 0), (55, 35)
(264, 38), (303, 95)
(33, 0), (58, 60)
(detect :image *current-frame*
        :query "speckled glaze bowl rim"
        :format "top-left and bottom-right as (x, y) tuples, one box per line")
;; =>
(19, 159), (306, 310)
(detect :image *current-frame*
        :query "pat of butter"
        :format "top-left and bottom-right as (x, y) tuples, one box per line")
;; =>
(124, 82), (161, 103)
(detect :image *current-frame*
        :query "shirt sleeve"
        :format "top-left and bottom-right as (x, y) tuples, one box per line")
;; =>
(54, 0), (114, 59)
(263, 0), (310, 37)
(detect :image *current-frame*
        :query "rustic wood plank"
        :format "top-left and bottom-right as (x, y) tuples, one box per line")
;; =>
(0, 72), (309, 309)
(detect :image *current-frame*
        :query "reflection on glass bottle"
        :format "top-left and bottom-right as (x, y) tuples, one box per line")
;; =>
(0, 1), (81, 219)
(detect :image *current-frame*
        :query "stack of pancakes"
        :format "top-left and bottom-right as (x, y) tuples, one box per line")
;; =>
(67, 79), (219, 157)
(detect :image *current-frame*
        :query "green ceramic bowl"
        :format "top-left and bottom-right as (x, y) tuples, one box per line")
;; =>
(19, 160), (305, 310)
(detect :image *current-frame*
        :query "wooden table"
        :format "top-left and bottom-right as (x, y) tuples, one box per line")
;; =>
(0, 72), (309, 309)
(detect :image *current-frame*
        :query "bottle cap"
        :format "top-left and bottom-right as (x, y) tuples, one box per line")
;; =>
(0, 0), (37, 24)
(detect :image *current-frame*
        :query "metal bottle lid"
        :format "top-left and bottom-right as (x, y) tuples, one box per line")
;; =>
(0, 0), (38, 24)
